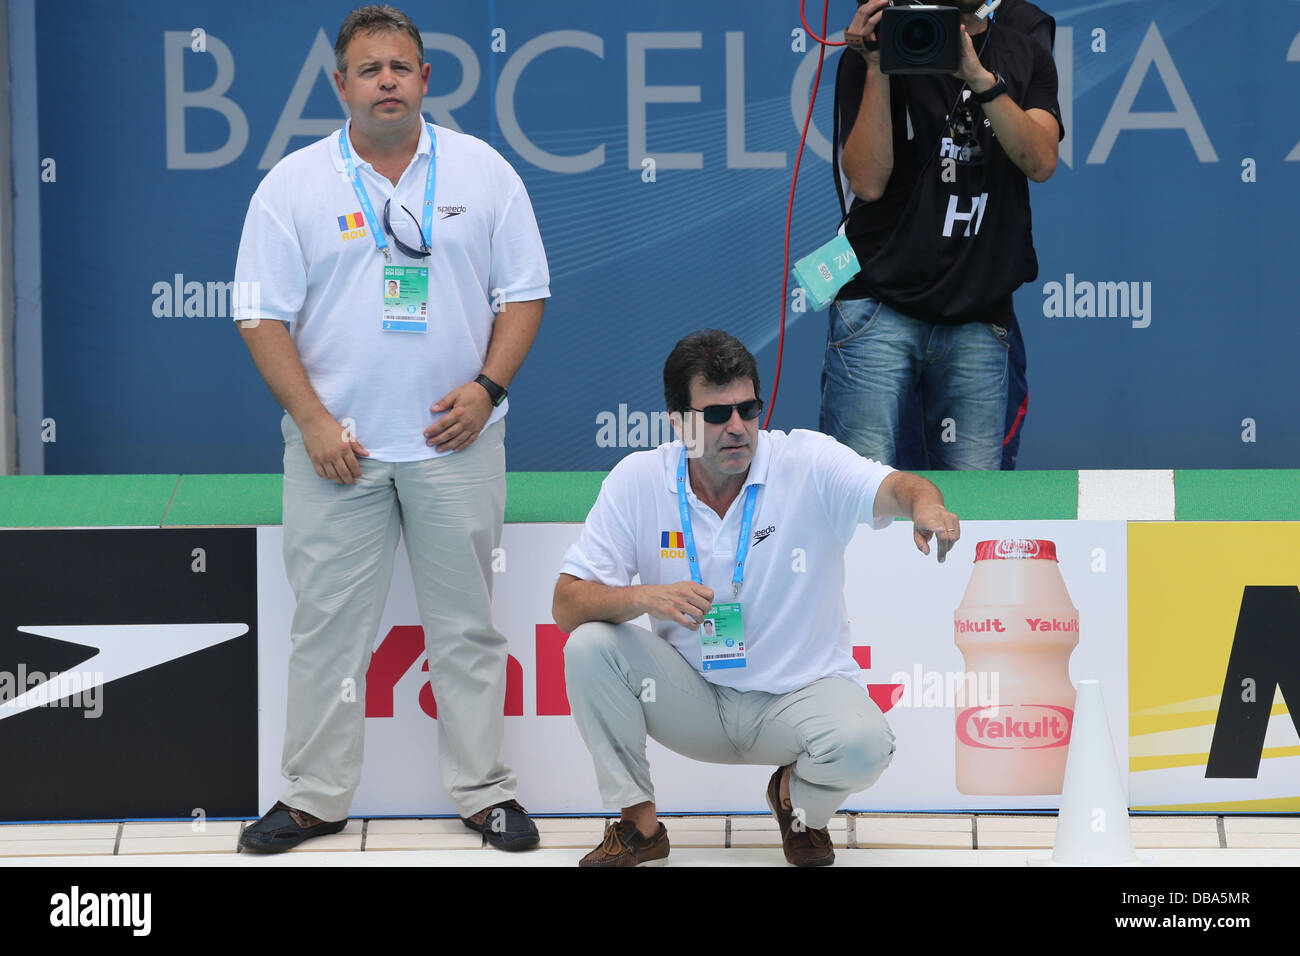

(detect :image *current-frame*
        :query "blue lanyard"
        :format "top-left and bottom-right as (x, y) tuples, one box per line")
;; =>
(676, 447), (760, 597)
(337, 119), (437, 262)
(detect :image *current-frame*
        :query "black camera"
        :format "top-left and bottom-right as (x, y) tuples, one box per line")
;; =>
(879, 4), (961, 75)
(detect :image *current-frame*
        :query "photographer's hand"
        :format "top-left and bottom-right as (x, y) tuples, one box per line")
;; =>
(846, 0), (889, 65)
(953, 24), (995, 90)
(953, 24), (1060, 183)
(842, 0), (894, 202)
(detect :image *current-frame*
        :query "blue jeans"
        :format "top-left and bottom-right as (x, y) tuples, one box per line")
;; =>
(893, 317), (1028, 470)
(819, 297), (1010, 470)
(1002, 319), (1027, 469)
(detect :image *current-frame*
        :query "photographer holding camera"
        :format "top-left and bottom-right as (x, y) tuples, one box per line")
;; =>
(821, 0), (1063, 470)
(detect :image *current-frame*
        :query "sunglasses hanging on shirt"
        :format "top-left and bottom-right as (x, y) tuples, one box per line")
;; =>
(383, 198), (431, 259)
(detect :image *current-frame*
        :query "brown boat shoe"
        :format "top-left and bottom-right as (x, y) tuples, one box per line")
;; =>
(579, 819), (670, 867)
(765, 765), (835, 867)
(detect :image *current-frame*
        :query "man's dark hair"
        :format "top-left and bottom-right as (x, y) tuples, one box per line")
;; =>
(335, 5), (424, 73)
(663, 329), (761, 415)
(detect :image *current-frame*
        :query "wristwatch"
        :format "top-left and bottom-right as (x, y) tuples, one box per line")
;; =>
(474, 374), (508, 407)
(973, 72), (1008, 104)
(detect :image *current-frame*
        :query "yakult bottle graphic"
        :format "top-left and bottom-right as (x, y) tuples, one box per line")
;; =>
(954, 539), (1078, 795)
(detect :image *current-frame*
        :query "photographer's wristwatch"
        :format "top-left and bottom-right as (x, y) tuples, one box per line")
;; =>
(474, 374), (508, 407)
(973, 72), (1008, 104)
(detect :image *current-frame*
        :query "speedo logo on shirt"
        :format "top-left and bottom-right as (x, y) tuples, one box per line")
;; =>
(752, 526), (775, 547)
(660, 532), (685, 559)
(337, 211), (368, 241)
(438, 205), (467, 219)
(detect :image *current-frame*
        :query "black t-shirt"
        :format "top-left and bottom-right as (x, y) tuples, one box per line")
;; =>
(836, 14), (1064, 325)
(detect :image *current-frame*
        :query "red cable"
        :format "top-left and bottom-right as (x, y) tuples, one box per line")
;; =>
(766, 0), (833, 429)
(798, 0), (847, 46)
(1003, 393), (1029, 446)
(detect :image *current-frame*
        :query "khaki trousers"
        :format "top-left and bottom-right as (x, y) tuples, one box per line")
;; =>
(278, 415), (515, 820)
(564, 620), (896, 828)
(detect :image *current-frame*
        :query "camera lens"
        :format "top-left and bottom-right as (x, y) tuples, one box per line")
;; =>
(894, 13), (946, 63)
(879, 6), (960, 74)
(902, 19), (937, 53)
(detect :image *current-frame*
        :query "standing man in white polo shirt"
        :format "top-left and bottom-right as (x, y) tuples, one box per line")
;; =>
(233, 5), (549, 852)
(553, 330), (959, 867)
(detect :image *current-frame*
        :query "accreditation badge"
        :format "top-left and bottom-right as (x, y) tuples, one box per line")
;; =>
(381, 265), (429, 332)
(699, 603), (746, 671)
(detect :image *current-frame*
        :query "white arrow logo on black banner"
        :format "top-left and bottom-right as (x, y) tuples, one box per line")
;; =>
(0, 624), (249, 721)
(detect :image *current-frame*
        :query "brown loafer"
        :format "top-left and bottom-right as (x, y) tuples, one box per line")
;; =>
(579, 819), (670, 867)
(765, 765), (835, 867)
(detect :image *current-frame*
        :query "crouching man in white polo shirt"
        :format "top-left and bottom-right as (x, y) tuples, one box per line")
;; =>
(553, 329), (959, 867)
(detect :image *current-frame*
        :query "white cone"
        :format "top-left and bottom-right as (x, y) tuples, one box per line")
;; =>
(1048, 679), (1139, 865)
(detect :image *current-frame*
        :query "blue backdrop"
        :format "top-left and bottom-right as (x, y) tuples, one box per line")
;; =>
(22, 0), (1300, 472)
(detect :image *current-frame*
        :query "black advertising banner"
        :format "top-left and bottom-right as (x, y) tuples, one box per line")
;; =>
(0, 530), (257, 820)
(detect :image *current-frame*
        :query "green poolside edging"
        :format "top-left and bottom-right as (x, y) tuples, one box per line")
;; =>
(1174, 470), (1300, 521)
(3, 470), (1299, 528)
(0, 475), (179, 527)
(918, 470), (1078, 520)
(164, 474), (286, 526)
(503, 472), (607, 523)
(161, 472), (611, 526)
(505, 470), (1082, 524)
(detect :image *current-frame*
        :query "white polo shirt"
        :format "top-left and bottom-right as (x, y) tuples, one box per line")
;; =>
(560, 429), (896, 694)
(233, 119), (550, 461)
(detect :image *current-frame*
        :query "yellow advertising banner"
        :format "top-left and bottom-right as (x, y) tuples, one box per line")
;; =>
(1129, 523), (1300, 811)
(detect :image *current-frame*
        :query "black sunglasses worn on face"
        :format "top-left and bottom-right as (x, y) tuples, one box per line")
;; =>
(383, 198), (431, 259)
(688, 399), (764, 424)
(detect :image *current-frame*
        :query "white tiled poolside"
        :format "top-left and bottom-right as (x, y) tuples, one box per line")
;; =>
(2, 813), (1297, 866)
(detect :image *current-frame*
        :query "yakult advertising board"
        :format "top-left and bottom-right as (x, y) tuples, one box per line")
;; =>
(843, 520), (1128, 812)
(1128, 523), (1300, 812)
(256, 521), (1126, 815)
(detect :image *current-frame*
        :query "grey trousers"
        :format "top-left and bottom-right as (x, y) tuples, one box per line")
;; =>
(564, 621), (896, 828)
(278, 415), (516, 821)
